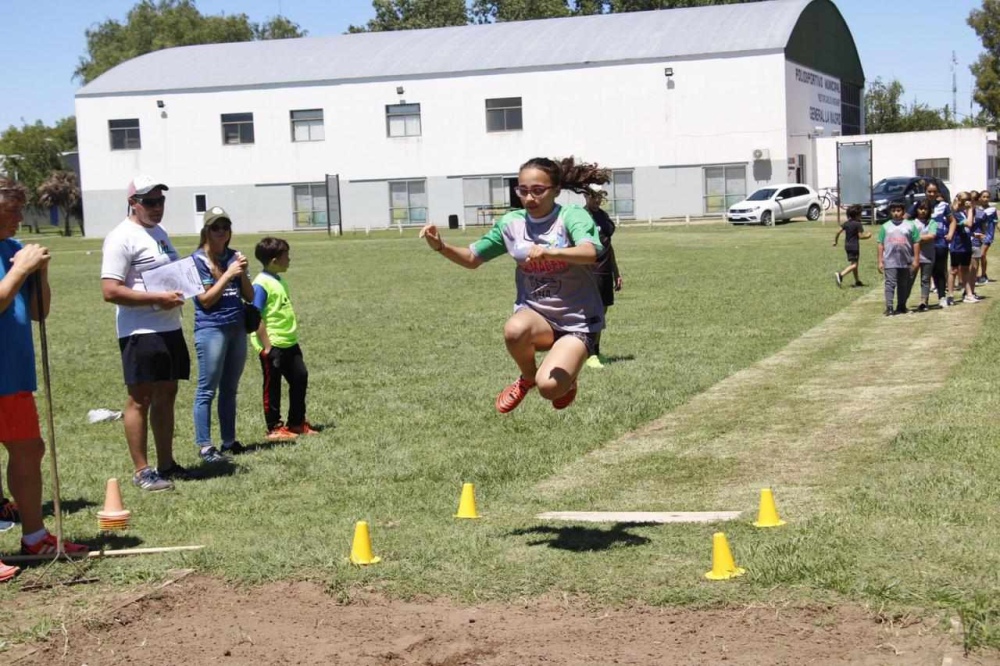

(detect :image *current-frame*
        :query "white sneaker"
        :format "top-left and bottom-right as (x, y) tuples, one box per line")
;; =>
(963, 295), (980, 304)
(940, 298), (950, 308)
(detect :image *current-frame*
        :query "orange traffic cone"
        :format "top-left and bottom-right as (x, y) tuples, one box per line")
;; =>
(97, 478), (131, 531)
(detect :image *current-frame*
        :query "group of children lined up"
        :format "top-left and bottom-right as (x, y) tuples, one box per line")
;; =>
(833, 185), (997, 316)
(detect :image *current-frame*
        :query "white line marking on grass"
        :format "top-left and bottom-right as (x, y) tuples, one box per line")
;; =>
(536, 511), (742, 524)
(535, 288), (995, 518)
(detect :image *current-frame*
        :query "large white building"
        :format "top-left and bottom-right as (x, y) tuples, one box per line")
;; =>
(75, 0), (864, 237)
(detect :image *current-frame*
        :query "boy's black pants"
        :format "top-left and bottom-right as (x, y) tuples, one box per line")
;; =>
(259, 344), (308, 430)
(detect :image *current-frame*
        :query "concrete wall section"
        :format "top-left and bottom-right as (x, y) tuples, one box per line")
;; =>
(815, 128), (998, 195)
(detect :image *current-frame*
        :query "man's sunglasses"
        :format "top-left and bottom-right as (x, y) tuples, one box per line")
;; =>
(133, 196), (166, 207)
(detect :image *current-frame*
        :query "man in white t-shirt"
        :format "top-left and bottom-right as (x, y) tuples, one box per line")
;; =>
(100, 175), (191, 492)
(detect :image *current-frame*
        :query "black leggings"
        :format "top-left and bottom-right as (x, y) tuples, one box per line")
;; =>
(259, 344), (308, 430)
(933, 247), (949, 298)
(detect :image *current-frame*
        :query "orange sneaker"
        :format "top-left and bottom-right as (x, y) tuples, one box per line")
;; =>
(552, 382), (577, 410)
(0, 561), (19, 582)
(21, 532), (90, 557)
(289, 422), (319, 436)
(496, 376), (535, 413)
(265, 426), (298, 441)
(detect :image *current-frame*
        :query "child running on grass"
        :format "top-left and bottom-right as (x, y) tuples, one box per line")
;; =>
(832, 204), (871, 288)
(877, 201), (921, 316)
(251, 237), (317, 441)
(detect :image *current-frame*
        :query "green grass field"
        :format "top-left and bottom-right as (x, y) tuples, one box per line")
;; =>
(3, 220), (1000, 651)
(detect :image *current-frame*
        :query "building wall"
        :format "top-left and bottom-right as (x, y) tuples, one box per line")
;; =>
(815, 128), (998, 196)
(77, 51), (792, 237)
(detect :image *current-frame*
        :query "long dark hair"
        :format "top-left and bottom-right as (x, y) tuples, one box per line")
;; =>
(518, 156), (611, 194)
(197, 224), (232, 281)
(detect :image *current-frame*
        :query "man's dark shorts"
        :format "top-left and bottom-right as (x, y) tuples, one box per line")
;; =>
(845, 249), (860, 264)
(118, 329), (191, 385)
(950, 252), (972, 268)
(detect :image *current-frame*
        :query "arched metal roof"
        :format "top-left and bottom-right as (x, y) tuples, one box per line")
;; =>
(78, 0), (861, 97)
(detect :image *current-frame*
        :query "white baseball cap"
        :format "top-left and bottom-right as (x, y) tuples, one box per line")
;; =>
(127, 174), (169, 197)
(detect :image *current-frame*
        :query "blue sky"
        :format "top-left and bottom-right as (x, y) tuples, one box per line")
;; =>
(0, 0), (987, 131)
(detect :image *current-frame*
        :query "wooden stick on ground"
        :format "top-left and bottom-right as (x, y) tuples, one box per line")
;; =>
(4, 545), (205, 564)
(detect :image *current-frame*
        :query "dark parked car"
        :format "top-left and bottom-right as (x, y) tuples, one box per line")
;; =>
(860, 177), (951, 223)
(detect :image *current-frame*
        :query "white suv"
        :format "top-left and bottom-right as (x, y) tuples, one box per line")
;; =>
(727, 184), (822, 226)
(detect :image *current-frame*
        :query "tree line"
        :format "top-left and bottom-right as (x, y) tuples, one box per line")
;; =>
(5, 0), (1000, 233)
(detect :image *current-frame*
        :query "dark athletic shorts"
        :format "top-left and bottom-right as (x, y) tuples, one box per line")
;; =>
(845, 249), (859, 264)
(118, 329), (191, 385)
(950, 252), (972, 268)
(553, 329), (598, 356)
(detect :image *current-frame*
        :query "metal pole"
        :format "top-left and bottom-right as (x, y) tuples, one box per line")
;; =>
(35, 275), (65, 560)
(325, 173), (332, 238)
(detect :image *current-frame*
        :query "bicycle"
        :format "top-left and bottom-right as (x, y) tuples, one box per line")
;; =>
(818, 187), (840, 211)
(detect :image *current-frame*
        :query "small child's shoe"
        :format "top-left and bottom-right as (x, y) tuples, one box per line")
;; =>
(265, 426), (298, 442)
(288, 422), (319, 436)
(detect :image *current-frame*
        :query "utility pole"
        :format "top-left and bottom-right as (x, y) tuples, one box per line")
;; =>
(952, 50), (958, 119)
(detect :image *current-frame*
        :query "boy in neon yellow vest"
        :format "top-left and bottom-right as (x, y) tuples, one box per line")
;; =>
(251, 238), (316, 440)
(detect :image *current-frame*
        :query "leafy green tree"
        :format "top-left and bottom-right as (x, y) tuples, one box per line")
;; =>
(348, 0), (468, 32)
(469, 0), (571, 23)
(969, 0), (1000, 127)
(0, 121), (68, 210)
(864, 78), (958, 134)
(75, 0), (305, 84)
(37, 171), (83, 237)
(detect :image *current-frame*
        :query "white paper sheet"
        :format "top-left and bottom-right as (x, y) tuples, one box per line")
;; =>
(141, 256), (204, 300)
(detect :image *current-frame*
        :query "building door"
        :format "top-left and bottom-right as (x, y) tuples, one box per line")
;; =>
(194, 193), (207, 232)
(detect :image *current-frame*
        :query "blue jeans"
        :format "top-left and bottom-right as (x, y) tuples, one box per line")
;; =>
(193, 323), (247, 448)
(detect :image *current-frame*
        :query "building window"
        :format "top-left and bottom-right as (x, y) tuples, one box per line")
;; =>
(389, 179), (427, 225)
(606, 169), (635, 218)
(293, 183), (328, 228)
(221, 113), (254, 145)
(704, 165), (746, 214)
(485, 97), (523, 132)
(291, 109), (324, 142)
(109, 119), (141, 150)
(386, 103), (421, 137)
(463, 176), (511, 227)
(841, 83), (863, 136)
(916, 158), (950, 182)
(195, 194), (207, 213)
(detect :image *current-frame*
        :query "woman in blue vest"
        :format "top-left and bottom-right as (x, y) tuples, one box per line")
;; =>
(191, 207), (254, 462)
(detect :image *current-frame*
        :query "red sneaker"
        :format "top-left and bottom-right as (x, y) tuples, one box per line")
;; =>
(288, 422), (319, 436)
(266, 426), (298, 441)
(0, 561), (19, 582)
(552, 382), (578, 410)
(496, 377), (535, 413)
(21, 533), (90, 557)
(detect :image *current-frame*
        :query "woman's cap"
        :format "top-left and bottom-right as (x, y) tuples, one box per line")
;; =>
(203, 206), (231, 227)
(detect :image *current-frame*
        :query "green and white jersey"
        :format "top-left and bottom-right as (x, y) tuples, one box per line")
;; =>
(912, 219), (938, 264)
(470, 204), (605, 333)
(876, 219), (921, 268)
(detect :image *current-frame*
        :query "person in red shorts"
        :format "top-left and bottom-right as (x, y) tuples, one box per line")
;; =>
(0, 178), (88, 580)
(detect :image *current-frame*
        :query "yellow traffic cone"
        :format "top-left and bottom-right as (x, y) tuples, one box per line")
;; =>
(348, 521), (381, 565)
(704, 532), (746, 580)
(752, 488), (786, 528)
(454, 483), (480, 519)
